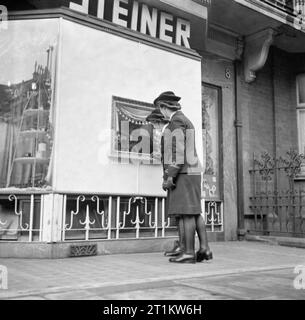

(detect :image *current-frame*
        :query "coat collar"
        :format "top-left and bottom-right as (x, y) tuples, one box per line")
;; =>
(169, 110), (183, 121)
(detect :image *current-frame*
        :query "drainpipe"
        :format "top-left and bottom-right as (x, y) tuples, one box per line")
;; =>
(234, 60), (246, 240)
(270, 47), (278, 161)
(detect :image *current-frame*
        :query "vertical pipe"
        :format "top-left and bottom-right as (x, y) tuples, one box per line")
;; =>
(108, 196), (112, 240)
(234, 60), (245, 239)
(253, 152), (258, 231)
(116, 196), (120, 239)
(271, 47), (279, 229)
(29, 195), (34, 242)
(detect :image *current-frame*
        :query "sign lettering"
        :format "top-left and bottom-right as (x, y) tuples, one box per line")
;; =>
(69, 0), (191, 48)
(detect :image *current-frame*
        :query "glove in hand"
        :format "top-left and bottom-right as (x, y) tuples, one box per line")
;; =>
(162, 177), (176, 191)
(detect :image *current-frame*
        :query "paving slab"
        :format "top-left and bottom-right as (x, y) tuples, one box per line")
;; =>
(0, 241), (304, 300)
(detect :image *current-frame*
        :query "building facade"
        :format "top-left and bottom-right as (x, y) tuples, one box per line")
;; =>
(0, 0), (304, 258)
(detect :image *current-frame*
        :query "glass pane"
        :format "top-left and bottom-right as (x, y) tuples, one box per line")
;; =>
(0, 19), (58, 189)
(299, 109), (305, 154)
(202, 84), (221, 200)
(111, 96), (156, 160)
(297, 74), (305, 105)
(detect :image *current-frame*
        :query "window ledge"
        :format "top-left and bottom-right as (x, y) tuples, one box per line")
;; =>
(0, 186), (53, 195)
(108, 151), (162, 166)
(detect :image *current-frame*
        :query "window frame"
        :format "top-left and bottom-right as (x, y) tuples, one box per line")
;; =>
(201, 82), (223, 201)
(296, 74), (305, 155)
(110, 96), (159, 163)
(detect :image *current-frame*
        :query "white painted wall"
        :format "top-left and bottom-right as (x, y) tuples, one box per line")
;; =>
(53, 19), (202, 196)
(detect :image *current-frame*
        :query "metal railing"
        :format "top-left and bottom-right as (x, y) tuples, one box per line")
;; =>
(0, 194), (43, 242)
(259, 0), (305, 16)
(62, 195), (173, 241)
(62, 195), (224, 241)
(204, 200), (224, 232)
(0, 193), (223, 242)
(249, 150), (305, 237)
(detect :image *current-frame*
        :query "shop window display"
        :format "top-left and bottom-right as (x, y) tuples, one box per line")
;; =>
(0, 19), (58, 189)
(202, 84), (221, 200)
(111, 96), (161, 162)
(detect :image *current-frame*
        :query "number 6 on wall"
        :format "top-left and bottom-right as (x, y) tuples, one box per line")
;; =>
(0, 5), (8, 31)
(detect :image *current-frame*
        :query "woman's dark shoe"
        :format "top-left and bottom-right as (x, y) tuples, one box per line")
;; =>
(196, 249), (213, 262)
(164, 240), (183, 257)
(169, 253), (196, 264)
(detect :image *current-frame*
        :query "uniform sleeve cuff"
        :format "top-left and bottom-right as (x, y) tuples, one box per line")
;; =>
(168, 165), (181, 178)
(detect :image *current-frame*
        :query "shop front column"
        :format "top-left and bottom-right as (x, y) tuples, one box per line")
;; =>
(41, 194), (64, 243)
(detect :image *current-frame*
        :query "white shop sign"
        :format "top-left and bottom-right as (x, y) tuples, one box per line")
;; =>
(69, 0), (191, 48)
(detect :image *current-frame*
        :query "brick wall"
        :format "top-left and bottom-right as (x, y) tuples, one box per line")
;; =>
(273, 47), (298, 155)
(241, 48), (274, 223)
(201, 46), (303, 236)
(242, 46), (301, 229)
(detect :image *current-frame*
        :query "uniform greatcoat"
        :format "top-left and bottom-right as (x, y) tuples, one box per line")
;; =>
(161, 110), (202, 216)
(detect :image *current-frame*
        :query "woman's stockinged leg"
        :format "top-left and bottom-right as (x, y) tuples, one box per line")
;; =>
(178, 216), (185, 252)
(195, 215), (213, 262)
(164, 216), (184, 256)
(169, 215), (196, 263)
(183, 215), (196, 256)
(195, 214), (210, 252)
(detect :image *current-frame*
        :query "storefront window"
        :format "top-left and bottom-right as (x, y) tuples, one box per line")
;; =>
(111, 96), (159, 162)
(0, 19), (58, 189)
(297, 75), (305, 155)
(202, 83), (221, 200)
(297, 74), (305, 106)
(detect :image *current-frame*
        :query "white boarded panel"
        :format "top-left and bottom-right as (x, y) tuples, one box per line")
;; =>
(54, 19), (202, 196)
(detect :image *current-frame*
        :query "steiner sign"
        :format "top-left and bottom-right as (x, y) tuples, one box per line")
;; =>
(69, 0), (192, 48)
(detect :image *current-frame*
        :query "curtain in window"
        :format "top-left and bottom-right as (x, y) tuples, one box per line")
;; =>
(115, 102), (152, 125)
(112, 98), (157, 156)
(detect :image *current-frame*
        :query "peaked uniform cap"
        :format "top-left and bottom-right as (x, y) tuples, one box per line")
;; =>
(146, 108), (167, 122)
(153, 91), (181, 105)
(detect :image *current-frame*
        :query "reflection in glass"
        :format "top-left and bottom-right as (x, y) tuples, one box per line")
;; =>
(202, 84), (221, 200)
(111, 96), (157, 160)
(0, 19), (58, 189)
(297, 74), (305, 105)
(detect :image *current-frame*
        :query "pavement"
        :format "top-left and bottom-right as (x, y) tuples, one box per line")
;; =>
(0, 241), (305, 300)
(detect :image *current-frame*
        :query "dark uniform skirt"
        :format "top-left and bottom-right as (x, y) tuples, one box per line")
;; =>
(166, 174), (202, 216)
